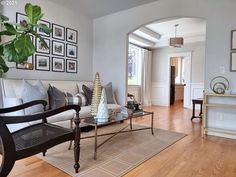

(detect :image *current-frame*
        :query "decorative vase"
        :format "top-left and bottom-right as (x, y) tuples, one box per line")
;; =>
(91, 72), (102, 116)
(95, 88), (109, 123)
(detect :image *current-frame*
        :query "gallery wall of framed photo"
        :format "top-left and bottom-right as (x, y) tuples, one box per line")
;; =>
(16, 12), (78, 74)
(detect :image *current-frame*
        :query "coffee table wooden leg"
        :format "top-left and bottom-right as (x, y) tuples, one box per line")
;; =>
(130, 117), (133, 130)
(151, 112), (154, 135)
(94, 124), (98, 160)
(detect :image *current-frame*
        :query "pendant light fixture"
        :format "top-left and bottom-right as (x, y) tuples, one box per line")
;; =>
(169, 24), (184, 48)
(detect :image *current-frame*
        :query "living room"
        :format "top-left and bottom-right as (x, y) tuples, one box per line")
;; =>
(1, 0), (236, 177)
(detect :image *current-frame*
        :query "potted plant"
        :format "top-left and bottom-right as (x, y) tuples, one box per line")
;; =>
(0, 3), (52, 77)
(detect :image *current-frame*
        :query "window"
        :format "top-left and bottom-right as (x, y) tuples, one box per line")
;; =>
(128, 44), (142, 85)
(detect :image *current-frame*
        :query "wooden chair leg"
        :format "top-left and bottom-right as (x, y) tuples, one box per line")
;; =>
(74, 112), (80, 173)
(42, 150), (47, 156)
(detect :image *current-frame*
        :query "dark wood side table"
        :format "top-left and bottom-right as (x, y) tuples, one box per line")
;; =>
(191, 98), (203, 120)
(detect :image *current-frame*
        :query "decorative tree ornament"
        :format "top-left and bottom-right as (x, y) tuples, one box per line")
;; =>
(91, 72), (102, 116)
(95, 88), (109, 122)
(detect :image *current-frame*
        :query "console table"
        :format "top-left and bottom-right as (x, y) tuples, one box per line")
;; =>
(202, 93), (236, 137)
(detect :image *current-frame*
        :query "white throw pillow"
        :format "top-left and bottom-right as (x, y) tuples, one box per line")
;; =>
(21, 80), (48, 115)
(3, 98), (24, 116)
(3, 98), (30, 133)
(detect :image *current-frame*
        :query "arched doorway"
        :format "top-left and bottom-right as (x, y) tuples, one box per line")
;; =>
(126, 17), (206, 109)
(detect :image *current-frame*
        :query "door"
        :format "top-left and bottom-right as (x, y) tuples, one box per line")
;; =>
(170, 66), (175, 105)
(183, 57), (191, 108)
(168, 52), (192, 107)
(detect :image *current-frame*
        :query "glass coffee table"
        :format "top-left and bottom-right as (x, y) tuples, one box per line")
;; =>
(81, 111), (154, 160)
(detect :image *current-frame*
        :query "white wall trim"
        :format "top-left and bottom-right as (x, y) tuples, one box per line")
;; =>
(186, 82), (204, 109)
(207, 132), (236, 140)
(151, 82), (204, 108)
(151, 82), (169, 106)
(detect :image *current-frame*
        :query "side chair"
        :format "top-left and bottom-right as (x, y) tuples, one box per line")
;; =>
(0, 100), (81, 177)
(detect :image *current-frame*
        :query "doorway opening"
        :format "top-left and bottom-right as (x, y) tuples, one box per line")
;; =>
(169, 52), (192, 108)
(127, 17), (206, 109)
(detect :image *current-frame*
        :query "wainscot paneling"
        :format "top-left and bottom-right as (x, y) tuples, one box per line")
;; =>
(188, 83), (204, 109)
(151, 82), (169, 106)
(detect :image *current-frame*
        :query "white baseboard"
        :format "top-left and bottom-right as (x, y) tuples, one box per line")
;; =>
(207, 132), (236, 140)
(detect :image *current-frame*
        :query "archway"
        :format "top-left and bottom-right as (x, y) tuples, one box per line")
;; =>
(126, 17), (207, 109)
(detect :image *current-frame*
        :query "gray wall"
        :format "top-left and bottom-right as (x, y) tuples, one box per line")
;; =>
(2, 0), (93, 81)
(152, 41), (206, 84)
(93, 0), (236, 105)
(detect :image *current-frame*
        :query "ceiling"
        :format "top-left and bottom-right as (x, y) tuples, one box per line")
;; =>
(50, 0), (159, 19)
(130, 18), (207, 48)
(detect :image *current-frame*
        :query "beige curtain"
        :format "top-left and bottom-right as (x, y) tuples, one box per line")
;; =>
(141, 49), (152, 106)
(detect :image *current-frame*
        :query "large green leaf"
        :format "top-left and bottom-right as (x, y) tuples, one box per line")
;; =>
(14, 34), (35, 62)
(25, 3), (43, 24)
(0, 45), (3, 55)
(0, 31), (16, 36)
(0, 56), (9, 73)
(4, 23), (18, 34)
(3, 42), (19, 62)
(5, 22), (28, 32)
(0, 14), (9, 22)
(33, 24), (52, 34)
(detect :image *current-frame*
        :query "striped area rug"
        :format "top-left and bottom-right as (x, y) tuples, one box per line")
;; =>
(37, 123), (186, 177)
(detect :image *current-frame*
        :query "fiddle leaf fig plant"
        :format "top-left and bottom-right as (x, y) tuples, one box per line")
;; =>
(0, 3), (52, 76)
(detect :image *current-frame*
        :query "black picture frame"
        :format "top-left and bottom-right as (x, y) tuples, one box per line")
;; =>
(66, 28), (78, 44)
(16, 55), (34, 70)
(52, 40), (65, 56)
(35, 37), (50, 54)
(52, 57), (65, 72)
(35, 54), (50, 71)
(16, 12), (28, 28)
(66, 44), (78, 59)
(230, 52), (236, 72)
(66, 59), (77, 73)
(231, 30), (236, 50)
(52, 23), (65, 41)
(37, 20), (51, 37)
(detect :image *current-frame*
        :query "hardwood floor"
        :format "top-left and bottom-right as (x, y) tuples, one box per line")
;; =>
(8, 101), (236, 177)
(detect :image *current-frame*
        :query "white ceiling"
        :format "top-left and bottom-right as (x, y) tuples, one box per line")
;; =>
(130, 18), (207, 48)
(50, 0), (159, 19)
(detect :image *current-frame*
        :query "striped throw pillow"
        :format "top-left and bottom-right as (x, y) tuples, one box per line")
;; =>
(65, 92), (88, 106)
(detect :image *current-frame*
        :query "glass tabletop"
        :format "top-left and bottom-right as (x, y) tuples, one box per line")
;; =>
(82, 111), (152, 126)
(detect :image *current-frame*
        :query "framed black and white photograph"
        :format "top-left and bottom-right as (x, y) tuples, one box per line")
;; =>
(35, 37), (50, 54)
(66, 59), (77, 73)
(52, 57), (65, 72)
(52, 40), (65, 56)
(66, 28), (78, 44)
(230, 52), (236, 72)
(35, 55), (50, 71)
(52, 23), (65, 40)
(231, 30), (236, 50)
(66, 44), (77, 58)
(16, 12), (28, 28)
(37, 20), (51, 37)
(16, 55), (34, 70)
